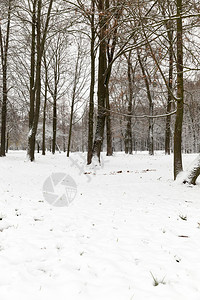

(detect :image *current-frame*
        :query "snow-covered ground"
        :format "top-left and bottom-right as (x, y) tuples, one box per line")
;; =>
(0, 151), (200, 300)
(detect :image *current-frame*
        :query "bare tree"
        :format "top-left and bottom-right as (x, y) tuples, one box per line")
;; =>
(137, 47), (154, 155)
(44, 32), (67, 154)
(28, 0), (54, 161)
(87, 0), (96, 164)
(0, 0), (12, 157)
(124, 51), (134, 154)
(92, 0), (123, 162)
(92, 0), (107, 162)
(67, 38), (88, 157)
(174, 0), (184, 179)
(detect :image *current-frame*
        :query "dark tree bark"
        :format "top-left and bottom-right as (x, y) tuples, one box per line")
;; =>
(28, 0), (37, 161)
(67, 89), (75, 157)
(0, 0), (11, 157)
(165, 24), (173, 155)
(158, 0), (174, 155)
(105, 0), (122, 156)
(148, 101), (154, 156)
(42, 89), (47, 156)
(51, 43), (60, 155)
(87, 0), (95, 165)
(164, 8), (174, 155)
(125, 52), (133, 155)
(42, 56), (48, 155)
(106, 84), (112, 156)
(60, 103), (66, 152)
(6, 131), (9, 153)
(174, 0), (184, 179)
(105, 0), (112, 157)
(67, 97), (74, 157)
(67, 50), (80, 157)
(33, 0), (42, 157)
(51, 54), (59, 155)
(37, 141), (40, 153)
(29, 0), (43, 161)
(92, 0), (107, 162)
(92, 0), (122, 161)
(28, 0), (54, 161)
(52, 91), (57, 154)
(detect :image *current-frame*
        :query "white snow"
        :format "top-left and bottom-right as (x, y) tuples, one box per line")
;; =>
(0, 151), (200, 300)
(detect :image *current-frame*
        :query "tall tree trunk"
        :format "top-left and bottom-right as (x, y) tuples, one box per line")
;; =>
(104, 0), (120, 157)
(67, 100), (74, 157)
(63, 136), (66, 152)
(87, 0), (95, 165)
(120, 118), (123, 151)
(6, 131), (9, 153)
(165, 21), (173, 155)
(137, 49), (154, 155)
(92, 0), (122, 160)
(42, 71), (48, 155)
(37, 141), (40, 153)
(28, 0), (37, 161)
(42, 53), (49, 156)
(92, 0), (107, 162)
(67, 51), (79, 157)
(61, 104), (66, 152)
(106, 85), (112, 156)
(125, 52), (133, 154)
(105, 0), (112, 157)
(0, 65), (8, 157)
(28, 0), (54, 161)
(158, 0), (174, 155)
(52, 90), (57, 154)
(174, 0), (184, 179)
(28, 0), (42, 161)
(148, 101), (154, 155)
(67, 90), (75, 157)
(0, 0), (11, 157)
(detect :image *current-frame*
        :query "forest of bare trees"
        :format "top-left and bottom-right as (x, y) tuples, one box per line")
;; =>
(0, 0), (200, 183)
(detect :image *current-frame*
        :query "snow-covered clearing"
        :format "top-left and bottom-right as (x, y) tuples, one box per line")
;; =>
(0, 151), (200, 300)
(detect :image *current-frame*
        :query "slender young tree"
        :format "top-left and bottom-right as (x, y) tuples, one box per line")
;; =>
(105, 0), (123, 156)
(174, 0), (184, 179)
(45, 34), (64, 155)
(87, 0), (96, 164)
(124, 51), (134, 155)
(0, 0), (11, 157)
(67, 43), (82, 157)
(137, 48), (154, 155)
(165, 19), (174, 155)
(42, 52), (50, 156)
(159, 0), (175, 155)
